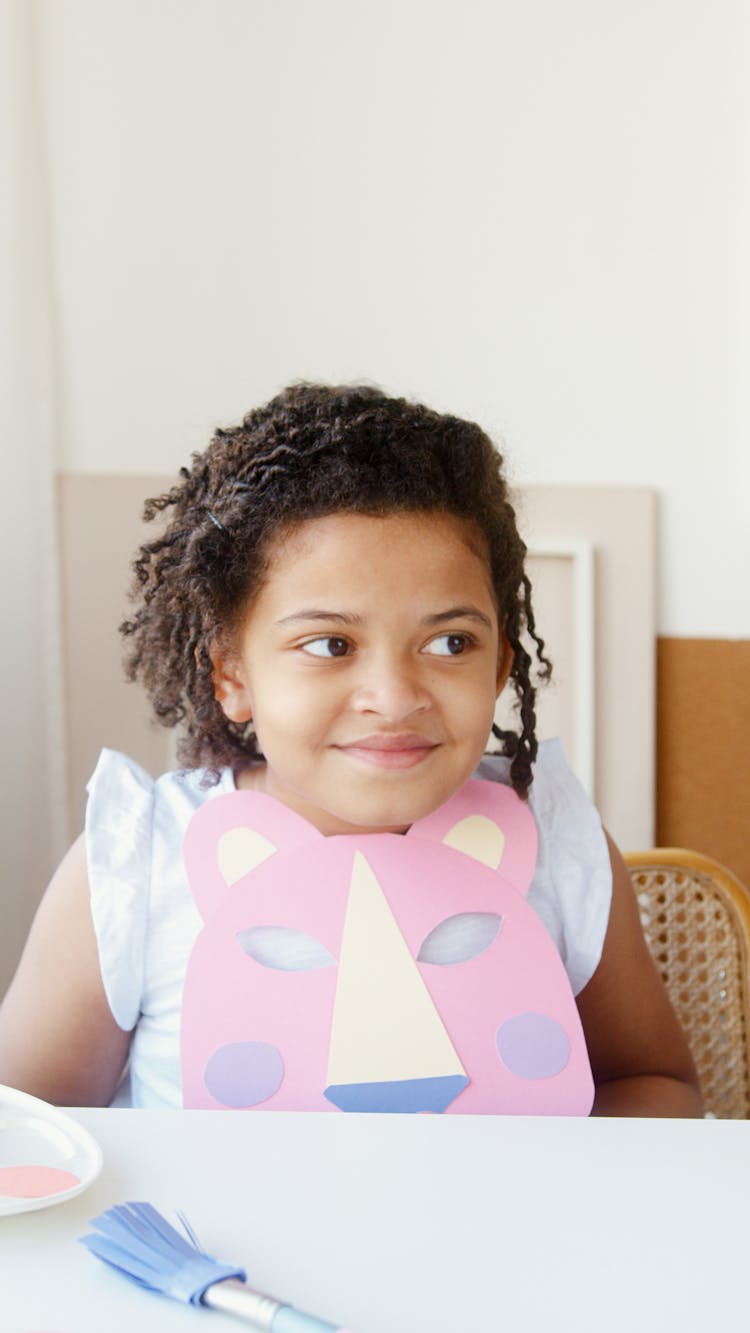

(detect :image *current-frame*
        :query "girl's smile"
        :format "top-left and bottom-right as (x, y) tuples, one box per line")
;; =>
(333, 732), (440, 769)
(212, 510), (511, 836)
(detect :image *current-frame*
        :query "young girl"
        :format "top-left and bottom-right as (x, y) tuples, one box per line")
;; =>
(0, 384), (701, 1115)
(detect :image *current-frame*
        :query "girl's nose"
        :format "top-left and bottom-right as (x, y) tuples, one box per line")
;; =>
(350, 652), (430, 720)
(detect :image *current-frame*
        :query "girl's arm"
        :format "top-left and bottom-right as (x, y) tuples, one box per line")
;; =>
(577, 833), (703, 1116)
(0, 834), (132, 1107)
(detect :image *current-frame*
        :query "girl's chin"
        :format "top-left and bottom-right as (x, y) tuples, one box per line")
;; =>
(244, 763), (468, 836)
(316, 793), (453, 837)
(306, 803), (414, 837)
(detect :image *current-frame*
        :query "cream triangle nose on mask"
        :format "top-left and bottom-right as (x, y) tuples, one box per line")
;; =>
(324, 851), (468, 1113)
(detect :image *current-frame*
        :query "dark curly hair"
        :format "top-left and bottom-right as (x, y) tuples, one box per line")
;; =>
(120, 383), (551, 797)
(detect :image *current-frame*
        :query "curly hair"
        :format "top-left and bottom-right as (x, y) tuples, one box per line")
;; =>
(120, 383), (551, 797)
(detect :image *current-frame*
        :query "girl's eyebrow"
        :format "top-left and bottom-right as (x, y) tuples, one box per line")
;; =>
(275, 610), (363, 626)
(422, 606), (494, 629)
(275, 606), (493, 628)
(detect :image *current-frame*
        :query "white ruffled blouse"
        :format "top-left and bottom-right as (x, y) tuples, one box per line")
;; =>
(86, 739), (612, 1108)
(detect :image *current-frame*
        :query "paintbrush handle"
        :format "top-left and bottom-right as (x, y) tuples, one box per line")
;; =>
(203, 1277), (347, 1332)
(203, 1277), (279, 1326)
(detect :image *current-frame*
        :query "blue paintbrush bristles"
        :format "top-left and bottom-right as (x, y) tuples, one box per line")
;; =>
(80, 1201), (246, 1305)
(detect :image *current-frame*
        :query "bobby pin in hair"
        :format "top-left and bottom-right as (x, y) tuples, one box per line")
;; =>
(206, 510), (229, 535)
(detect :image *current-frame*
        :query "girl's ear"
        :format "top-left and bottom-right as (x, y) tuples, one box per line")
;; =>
(495, 631), (514, 697)
(210, 645), (253, 723)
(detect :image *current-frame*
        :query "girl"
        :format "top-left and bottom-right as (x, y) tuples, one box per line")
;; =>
(0, 384), (701, 1115)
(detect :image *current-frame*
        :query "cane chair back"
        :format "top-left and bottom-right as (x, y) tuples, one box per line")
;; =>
(626, 848), (750, 1119)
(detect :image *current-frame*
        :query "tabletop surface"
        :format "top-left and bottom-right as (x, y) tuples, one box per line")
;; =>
(2, 1108), (748, 1333)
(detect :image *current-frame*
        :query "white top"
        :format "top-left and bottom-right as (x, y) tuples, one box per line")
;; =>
(86, 740), (612, 1108)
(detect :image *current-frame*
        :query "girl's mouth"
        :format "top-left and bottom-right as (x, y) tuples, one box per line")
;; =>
(335, 734), (440, 769)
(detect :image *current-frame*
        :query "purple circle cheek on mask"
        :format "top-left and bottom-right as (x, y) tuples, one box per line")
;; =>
(203, 1041), (284, 1107)
(496, 1012), (571, 1079)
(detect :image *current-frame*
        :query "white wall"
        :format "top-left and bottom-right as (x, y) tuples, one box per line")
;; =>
(1, 0), (66, 986)
(34, 0), (749, 638)
(2, 0), (747, 991)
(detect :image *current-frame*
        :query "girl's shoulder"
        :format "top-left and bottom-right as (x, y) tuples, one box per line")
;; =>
(476, 739), (612, 996)
(85, 750), (236, 1041)
(476, 737), (592, 822)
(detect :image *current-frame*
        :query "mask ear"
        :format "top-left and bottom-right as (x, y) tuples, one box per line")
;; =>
(183, 791), (324, 921)
(210, 645), (253, 723)
(406, 780), (538, 898)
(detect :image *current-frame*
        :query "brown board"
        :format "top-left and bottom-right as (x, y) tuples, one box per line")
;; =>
(657, 638), (750, 886)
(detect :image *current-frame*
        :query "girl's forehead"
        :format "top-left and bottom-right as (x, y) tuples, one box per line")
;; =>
(265, 509), (490, 573)
(249, 510), (498, 617)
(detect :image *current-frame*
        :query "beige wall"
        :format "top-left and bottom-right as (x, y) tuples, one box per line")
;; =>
(0, 1), (67, 999)
(57, 476), (656, 849)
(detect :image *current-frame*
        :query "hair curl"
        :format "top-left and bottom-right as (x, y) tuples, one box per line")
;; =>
(120, 383), (551, 797)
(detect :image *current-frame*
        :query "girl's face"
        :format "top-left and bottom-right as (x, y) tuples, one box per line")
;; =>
(212, 511), (511, 836)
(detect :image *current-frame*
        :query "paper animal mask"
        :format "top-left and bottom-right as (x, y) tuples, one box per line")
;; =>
(180, 780), (594, 1115)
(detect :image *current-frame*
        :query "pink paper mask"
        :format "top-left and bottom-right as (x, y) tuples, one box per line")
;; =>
(180, 780), (594, 1115)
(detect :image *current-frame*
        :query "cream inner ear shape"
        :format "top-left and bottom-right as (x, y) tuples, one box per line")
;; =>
(442, 815), (505, 869)
(218, 828), (277, 884)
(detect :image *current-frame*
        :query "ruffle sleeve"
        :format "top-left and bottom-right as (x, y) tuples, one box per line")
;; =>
(477, 739), (612, 995)
(85, 748), (154, 1031)
(529, 739), (612, 995)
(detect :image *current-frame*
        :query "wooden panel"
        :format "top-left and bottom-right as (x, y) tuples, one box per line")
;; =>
(516, 485), (656, 849)
(657, 638), (750, 885)
(57, 474), (174, 835)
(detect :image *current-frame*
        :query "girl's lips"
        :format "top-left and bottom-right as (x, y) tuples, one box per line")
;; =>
(336, 736), (440, 770)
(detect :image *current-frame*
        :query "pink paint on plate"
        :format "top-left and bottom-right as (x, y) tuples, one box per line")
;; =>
(0, 1164), (80, 1198)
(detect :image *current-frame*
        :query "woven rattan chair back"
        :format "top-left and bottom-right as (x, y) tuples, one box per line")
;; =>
(626, 849), (750, 1118)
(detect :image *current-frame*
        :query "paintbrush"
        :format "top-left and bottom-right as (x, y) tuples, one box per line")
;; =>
(81, 1201), (352, 1331)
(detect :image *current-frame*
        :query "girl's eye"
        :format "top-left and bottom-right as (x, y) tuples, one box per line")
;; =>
(424, 633), (472, 657)
(300, 636), (352, 658)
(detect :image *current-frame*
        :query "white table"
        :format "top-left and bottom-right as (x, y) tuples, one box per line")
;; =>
(2, 1110), (748, 1333)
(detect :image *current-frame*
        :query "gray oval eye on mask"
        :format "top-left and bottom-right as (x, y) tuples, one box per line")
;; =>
(417, 911), (502, 965)
(236, 925), (337, 972)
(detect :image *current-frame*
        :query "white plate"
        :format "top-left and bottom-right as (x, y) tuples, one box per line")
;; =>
(0, 1084), (103, 1216)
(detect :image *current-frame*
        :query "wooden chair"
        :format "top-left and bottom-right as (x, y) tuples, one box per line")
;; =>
(626, 849), (750, 1118)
